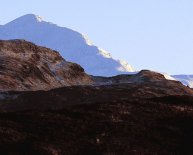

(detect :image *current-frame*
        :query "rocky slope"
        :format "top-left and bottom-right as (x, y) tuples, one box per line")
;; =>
(0, 39), (92, 91)
(0, 76), (193, 154)
(0, 14), (134, 76)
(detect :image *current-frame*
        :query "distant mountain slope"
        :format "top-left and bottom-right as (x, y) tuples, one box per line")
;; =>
(0, 40), (92, 91)
(172, 75), (193, 88)
(0, 14), (134, 76)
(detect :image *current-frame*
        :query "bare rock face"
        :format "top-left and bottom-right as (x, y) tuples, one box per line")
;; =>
(0, 39), (93, 91)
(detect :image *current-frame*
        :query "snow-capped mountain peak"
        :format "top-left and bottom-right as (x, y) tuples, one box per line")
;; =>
(0, 14), (134, 76)
(5, 14), (44, 26)
(35, 15), (44, 22)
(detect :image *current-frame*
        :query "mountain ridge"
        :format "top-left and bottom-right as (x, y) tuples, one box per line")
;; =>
(0, 14), (134, 76)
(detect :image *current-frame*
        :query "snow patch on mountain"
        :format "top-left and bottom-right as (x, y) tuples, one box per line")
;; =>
(35, 15), (44, 22)
(117, 60), (134, 72)
(172, 75), (193, 88)
(82, 34), (93, 46)
(0, 14), (134, 76)
(162, 73), (176, 81)
(98, 48), (112, 58)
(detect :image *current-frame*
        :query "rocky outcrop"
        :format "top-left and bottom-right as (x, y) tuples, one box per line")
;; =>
(0, 40), (92, 91)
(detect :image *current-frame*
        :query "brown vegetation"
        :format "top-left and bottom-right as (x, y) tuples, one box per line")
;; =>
(0, 80), (193, 154)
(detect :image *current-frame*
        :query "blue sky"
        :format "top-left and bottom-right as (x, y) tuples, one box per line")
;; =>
(1, 0), (193, 74)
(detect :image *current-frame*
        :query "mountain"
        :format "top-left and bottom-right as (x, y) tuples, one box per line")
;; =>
(1, 69), (193, 103)
(0, 38), (192, 154)
(0, 40), (92, 91)
(0, 14), (134, 76)
(0, 70), (193, 154)
(172, 75), (193, 88)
